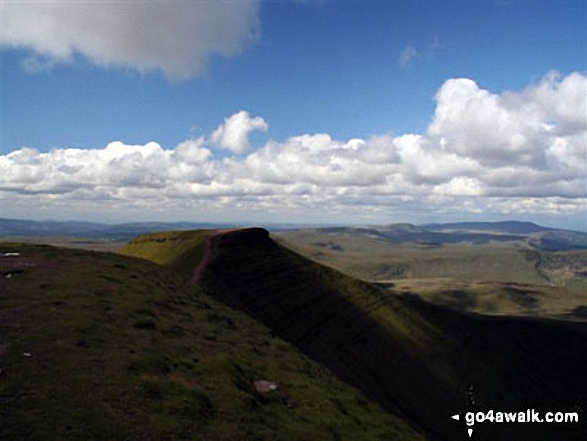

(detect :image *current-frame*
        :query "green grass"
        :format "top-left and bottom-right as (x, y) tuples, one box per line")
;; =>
(275, 231), (587, 316)
(131, 228), (587, 441)
(276, 231), (548, 283)
(0, 242), (425, 440)
(0, 236), (126, 253)
(120, 229), (212, 278)
(47, 227), (587, 440)
(388, 278), (587, 320)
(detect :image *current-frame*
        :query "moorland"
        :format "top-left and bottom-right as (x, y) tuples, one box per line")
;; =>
(1, 219), (586, 440)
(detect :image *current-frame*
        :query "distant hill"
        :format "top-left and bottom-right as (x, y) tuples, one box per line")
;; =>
(123, 228), (587, 440)
(0, 218), (107, 237)
(304, 225), (526, 246)
(0, 217), (320, 240)
(2, 218), (586, 251)
(294, 221), (587, 251)
(0, 217), (231, 240)
(421, 221), (587, 250)
(423, 221), (557, 234)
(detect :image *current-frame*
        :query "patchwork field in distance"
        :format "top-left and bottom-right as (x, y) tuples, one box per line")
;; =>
(276, 226), (587, 320)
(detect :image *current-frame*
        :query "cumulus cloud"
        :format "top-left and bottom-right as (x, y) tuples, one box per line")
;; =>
(210, 111), (269, 153)
(0, 140), (213, 196)
(1, 72), (585, 224)
(0, 0), (260, 80)
(428, 72), (587, 173)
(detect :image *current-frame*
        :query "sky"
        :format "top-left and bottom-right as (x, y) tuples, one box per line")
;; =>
(0, 0), (585, 230)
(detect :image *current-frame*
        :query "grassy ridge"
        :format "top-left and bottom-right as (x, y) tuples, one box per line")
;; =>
(117, 228), (587, 440)
(198, 230), (462, 440)
(0, 243), (425, 440)
(191, 229), (587, 441)
(120, 230), (212, 279)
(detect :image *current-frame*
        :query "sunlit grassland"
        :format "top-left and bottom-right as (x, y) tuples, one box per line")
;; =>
(275, 231), (587, 319)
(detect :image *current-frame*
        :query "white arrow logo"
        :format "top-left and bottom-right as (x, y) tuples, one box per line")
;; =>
(451, 414), (473, 437)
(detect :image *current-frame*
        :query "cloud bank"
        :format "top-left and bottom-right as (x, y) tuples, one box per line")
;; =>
(0, 0), (260, 79)
(1, 72), (585, 224)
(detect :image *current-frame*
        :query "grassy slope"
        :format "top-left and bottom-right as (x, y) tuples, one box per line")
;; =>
(120, 230), (213, 279)
(118, 229), (587, 440)
(143, 228), (587, 441)
(0, 243), (425, 441)
(539, 250), (587, 295)
(0, 236), (127, 253)
(276, 231), (587, 316)
(275, 231), (545, 284)
(388, 278), (587, 319)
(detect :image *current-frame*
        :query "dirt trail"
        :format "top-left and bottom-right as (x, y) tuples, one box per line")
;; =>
(190, 229), (242, 283)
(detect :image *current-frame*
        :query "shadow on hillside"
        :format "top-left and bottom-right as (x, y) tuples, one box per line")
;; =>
(198, 229), (587, 441)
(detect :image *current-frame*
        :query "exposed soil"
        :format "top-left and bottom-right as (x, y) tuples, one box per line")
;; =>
(190, 229), (242, 283)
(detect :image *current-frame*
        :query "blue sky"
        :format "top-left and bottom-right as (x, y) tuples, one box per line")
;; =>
(0, 0), (585, 229)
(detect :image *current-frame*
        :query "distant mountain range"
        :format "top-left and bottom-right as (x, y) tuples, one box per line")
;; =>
(315, 221), (587, 251)
(0, 218), (232, 240)
(422, 220), (557, 234)
(1, 218), (586, 251)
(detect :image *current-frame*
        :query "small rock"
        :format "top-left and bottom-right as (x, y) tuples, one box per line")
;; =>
(23, 352), (32, 357)
(254, 379), (278, 393)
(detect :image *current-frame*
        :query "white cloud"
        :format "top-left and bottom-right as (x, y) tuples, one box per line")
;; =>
(210, 111), (268, 153)
(173, 138), (212, 164)
(432, 177), (485, 196)
(1, 73), (585, 225)
(0, 0), (260, 80)
(428, 72), (587, 169)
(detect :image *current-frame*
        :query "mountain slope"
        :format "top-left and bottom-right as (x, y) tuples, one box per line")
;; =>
(422, 221), (556, 234)
(0, 217), (230, 241)
(0, 243), (425, 440)
(123, 228), (587, 440)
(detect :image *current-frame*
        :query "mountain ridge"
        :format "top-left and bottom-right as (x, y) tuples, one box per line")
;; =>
(1, 240), (425, 440)
(1, 217), (585, 237)
(122, 228), (587, 440)
(422, 220), (558, 234)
